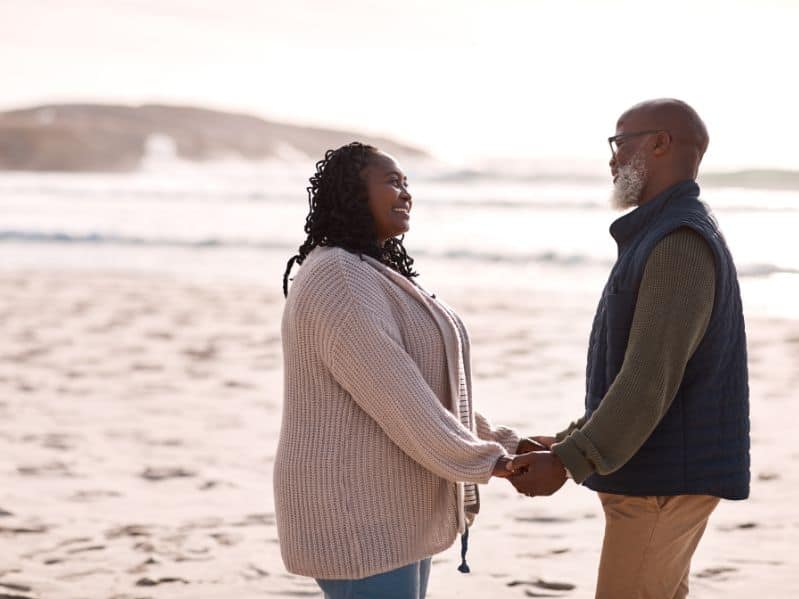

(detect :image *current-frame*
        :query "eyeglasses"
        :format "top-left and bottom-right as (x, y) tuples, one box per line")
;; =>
(608, 130), (668, 159)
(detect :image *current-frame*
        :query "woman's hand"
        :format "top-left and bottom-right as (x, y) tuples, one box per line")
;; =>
(492, 455), (514, 478)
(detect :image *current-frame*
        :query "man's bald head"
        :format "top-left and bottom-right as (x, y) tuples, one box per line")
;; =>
(610, 99), (709, 207)
(618, 98), (709, 165)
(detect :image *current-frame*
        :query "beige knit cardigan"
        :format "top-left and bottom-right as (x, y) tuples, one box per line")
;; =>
(275, 246), (519, 579)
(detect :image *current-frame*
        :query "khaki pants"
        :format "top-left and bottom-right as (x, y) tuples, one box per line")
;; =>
(595, 493), (720, 599)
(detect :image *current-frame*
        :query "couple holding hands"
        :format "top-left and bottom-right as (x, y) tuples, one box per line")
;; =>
(274, 99), (750, 599)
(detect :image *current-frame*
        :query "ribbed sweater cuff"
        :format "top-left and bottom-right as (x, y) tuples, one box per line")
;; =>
(496, 426), (521, 455)
(552, 432), (596, 484)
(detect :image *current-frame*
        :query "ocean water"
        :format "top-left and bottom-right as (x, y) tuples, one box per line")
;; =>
(1, 160), (797, 320)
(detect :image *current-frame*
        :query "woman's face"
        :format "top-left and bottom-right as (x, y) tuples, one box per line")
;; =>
(362, 152), (412, 244)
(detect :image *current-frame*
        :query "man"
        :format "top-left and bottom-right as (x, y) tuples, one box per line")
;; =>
(510, 98), (750, 599)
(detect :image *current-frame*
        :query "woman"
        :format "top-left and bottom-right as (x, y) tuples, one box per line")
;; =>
(275, 142), (537, 599)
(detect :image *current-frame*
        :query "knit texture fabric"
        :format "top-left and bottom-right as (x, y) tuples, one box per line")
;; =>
(275, 246), (518, 580)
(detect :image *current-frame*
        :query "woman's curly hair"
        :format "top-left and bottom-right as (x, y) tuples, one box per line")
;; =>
(282, 142), (418, 296)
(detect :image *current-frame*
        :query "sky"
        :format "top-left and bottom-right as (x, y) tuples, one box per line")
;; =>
(2, 0), (798, 170)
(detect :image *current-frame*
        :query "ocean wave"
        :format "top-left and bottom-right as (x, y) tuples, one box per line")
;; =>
(736, 263), (799, 277)
(3, 230), (795, 278)
(0, 230), (290, 250)
(423, 167), (799, 191)
(2, 182), (795, 213)
(413, 248), (612, 268)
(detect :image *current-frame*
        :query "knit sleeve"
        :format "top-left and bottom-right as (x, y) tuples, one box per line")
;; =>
(554, 415), (587, 443)
(474, 412), (520, 454)
(553, 228), (716, 483)
(322, 298), (508, 484)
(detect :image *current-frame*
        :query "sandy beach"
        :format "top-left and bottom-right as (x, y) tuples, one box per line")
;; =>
(1, 268), (797, 598)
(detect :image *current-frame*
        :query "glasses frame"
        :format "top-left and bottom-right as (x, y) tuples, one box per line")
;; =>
(608, 129), (669, 159)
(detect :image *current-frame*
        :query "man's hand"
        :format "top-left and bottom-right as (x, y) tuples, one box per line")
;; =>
(517, 436), (557, 453)
(508, 451), (567, 496)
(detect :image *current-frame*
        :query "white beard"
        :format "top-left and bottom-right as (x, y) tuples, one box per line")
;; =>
(611, 151), (648, 210)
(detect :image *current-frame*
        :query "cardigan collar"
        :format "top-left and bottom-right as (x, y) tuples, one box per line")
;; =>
(359, 255), (464, 413)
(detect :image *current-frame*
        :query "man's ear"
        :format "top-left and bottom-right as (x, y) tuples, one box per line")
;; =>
(653, 131), (672, 157)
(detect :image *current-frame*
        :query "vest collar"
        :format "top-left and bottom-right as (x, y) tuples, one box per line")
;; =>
(609, 179), (700, 250)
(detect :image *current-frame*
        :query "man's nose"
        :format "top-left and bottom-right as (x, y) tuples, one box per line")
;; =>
(609, 155), (617, 169)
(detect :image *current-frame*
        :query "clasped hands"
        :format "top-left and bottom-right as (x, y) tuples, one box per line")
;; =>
(491, 436), (567, 497)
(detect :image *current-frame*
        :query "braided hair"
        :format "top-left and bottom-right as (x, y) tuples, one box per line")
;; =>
(282, 142), (418, 296)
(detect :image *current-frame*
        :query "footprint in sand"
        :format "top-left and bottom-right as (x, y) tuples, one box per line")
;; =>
(242, 564), (270, 580)
(147, 438), (183, 447)
(0, 591), (37, 599)
(127, 557), (159, 574)
(198, 479), (236, 490)
(232, 513), (276, 527)
(719, 521), (758, 531)
(182, 343), (216, 360)
(513, 515), (571, 524)
(730, 557), (783, 566)
(517, 548), (571, 559)
(507, 578), (577, 593)
(177, 516), (224, 531)
(40, 433), (75, 450)
(0, 582), (32, 594)
(223, 379), (256, 389)
(208, 532), (242, 546)
(0, 524), (47, 535)
(145, 330), (174, 341)
(65, 544), (106, 555)
(140, 467), (196, 481)
(135, 577), (188, 586)
(17, 461), (75, 477)
(130, 362), (164, 372)
(20, 535), (94, 559)
(105, 524), (153, 539)
(695, 566), (738, 579)
(2, 347), (50, 363)
(68, 489), (121, 501)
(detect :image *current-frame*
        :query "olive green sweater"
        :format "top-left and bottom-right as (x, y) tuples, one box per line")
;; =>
(552, 228), (716, 483)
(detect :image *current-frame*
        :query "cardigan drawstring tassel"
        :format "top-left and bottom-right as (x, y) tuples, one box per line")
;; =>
(457, 527), (471, 573)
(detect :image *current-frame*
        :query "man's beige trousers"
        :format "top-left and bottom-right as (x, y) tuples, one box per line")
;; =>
(595, 492), (720, 599)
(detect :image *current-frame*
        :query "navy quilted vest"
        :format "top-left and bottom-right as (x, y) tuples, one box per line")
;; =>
(583, 180), (750, 499)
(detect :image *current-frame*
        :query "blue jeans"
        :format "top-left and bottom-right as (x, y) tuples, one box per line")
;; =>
(316, 558), (432, 599)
